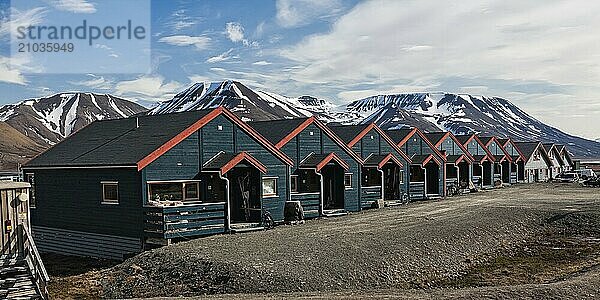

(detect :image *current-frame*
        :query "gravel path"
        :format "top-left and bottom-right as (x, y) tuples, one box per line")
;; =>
(98, 183), (599, 298)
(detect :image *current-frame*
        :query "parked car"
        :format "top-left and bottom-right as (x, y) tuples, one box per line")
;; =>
(574, 168), (597, 180)
(554, 172), (579, 183)
(581, 177), (600, 187)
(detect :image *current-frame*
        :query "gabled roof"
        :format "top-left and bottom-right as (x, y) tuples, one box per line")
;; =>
(363, 153), (403, 169)
(514, 141), (553, 166)
(411, 154), (442, 167)
(446, 154), (468, 164)
(424, 131), (474, 163)
(497, 137), (526, 162)
(386, 127), (446, 162)
(479, 135), (512, 163)
(423, 132), (447, 146)
(25, 107), (293, 170)
(250, 117), (364, 165)
(556, 145), (574, 165)
(327, 124), (371, 145)
(542, 143), (564, 166)
(299, 152), (349, 171)
(203, 151), (267, 175)
(453, 133), (495, 163)
(329, 123), (412, 163)
(248, 118), (309, 145)
(472, 155), (490, 163)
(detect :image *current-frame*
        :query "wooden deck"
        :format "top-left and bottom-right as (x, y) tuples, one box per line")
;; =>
(144, 203), (226, 240)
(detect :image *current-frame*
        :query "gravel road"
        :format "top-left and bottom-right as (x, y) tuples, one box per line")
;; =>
(54, 183), (600, 299)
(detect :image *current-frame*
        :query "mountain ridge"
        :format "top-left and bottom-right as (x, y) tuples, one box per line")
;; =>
(148, 81), (600, 158)
(0, 92), (147, 146)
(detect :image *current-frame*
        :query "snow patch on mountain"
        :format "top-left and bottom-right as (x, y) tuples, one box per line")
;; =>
(0, 93), (146, 146)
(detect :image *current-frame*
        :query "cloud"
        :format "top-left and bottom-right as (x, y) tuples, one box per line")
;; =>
(206, 49), (235, 63)
(224, 22), (258, 47)
(69, 74), (113, 90)
(159, 35), (211, 50)
(225, 22), (244, 42)
(115, 75), (183, 101)
(276, 0), (600, 137)
(0, 7), (46, 39)
(0, 56), (27, 85)
(168, 9), (198, 31)
(48, 0), (96, 13)
(276, 0), (343, 28)
(252, 60), (272, 66)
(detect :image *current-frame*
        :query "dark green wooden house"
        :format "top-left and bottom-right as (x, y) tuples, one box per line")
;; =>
(497, 138), (526, 183)
(455, 134), (494, 189)
(479, 136), (512, 185)
(386, 128), (446, 200)
(249, 117), (364, 218)
(328, 123), (412, 207)
(424, 132), (474, 192)
(22, 107), (293, 259)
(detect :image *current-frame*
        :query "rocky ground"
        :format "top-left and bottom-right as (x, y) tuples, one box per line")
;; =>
(46, 183), (600, 299)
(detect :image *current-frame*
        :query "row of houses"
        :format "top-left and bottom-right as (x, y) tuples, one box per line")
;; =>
(21, 107), (574, 259)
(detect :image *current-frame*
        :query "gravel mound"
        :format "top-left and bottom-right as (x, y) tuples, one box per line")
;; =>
(100, 184), (600, 298)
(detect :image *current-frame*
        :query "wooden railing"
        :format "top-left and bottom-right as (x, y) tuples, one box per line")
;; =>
(144, 203), (226, 239)
(21, 224), (49, 300)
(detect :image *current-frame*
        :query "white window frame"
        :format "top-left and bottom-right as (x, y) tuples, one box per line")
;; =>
(262, 177), (278, 198)
(344, 173), (353, 189)
(26, 173), (36, 208)
(290, 175), (299, 193)
(101, 181), (119, 205)
(147, 180), (202, 203)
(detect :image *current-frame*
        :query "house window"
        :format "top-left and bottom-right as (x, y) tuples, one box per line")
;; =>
(344, 173), (353, 189)
(262, 177), (277, 197)
(290, 175), (298, 193)
(101, 181), (119, 204)
(184, 182), (199, 200)
(148, 181), (200, 202)
(362, 168), (381, 187)
(25, 173), (36, 208)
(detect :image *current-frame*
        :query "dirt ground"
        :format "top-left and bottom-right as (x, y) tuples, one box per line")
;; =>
(46, 183), (600, 299)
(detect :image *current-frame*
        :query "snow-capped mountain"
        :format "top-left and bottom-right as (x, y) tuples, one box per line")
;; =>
(149, 82), (598, 157)
(0, 93), (147, 146)
(148, 80), (336, 121)
(347, 92), (600, 158)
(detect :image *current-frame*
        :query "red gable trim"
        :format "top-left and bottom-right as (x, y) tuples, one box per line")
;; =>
(397, 128), (447, 163)
(459, 134), (496, 163)
(432, 132), (451, 147)
(274, 117), (315, 149)
(506, 139), (527, 162)
(221, 108), (294, 166)
(364, 153), (403, 169)
(396, 128), (418, 148)
(372, 125), (412, 164)
(137, 107), (293, 171)
(277, 117), (365, 165)
(450, 154), (467, 165)
(315, 153), (350, 171)
(137, 108), (223, 171)
(478, 155), (490, 163)
(421, 154), (442, 167)
(378, 153), (403, 169)
(442, 132), (475, 163)
(347, 123), (375, 148)
(221, 152), (267, 175)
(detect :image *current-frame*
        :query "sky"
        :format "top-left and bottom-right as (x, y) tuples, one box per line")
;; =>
(0, 0), (599, 140)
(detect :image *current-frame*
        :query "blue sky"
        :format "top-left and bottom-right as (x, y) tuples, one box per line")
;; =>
(1, 0), (599, 140)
